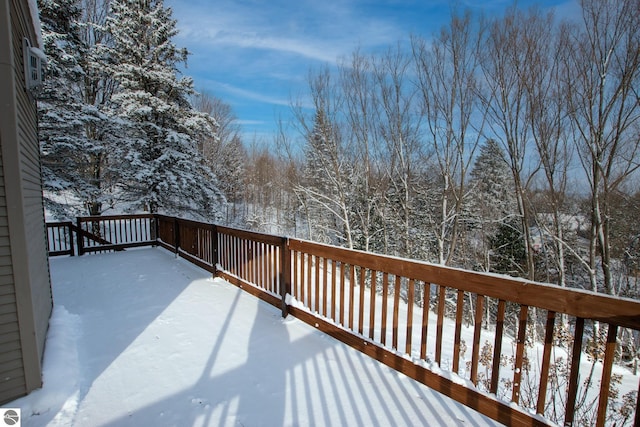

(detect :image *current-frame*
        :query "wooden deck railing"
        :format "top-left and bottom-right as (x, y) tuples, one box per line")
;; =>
(46, 214), (640, 427)
(46, 221), (75, 256)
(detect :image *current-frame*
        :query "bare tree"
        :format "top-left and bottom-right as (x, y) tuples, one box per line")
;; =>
(518, 10), (575, 289)
(371, 45), (425, 259)
(564, 0), (640, 295)
(339, 51), (386, 253)
(412, 10), (484, 266)
(478, 7), (550, 281)
(191, 91), (240, 166)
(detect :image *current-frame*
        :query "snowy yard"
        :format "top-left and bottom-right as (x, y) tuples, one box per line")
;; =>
(13, 247), (500, 426)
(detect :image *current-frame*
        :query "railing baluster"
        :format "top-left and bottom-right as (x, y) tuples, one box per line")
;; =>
(470, 294), (484, 385)
(381, 273), (389, 347)
(596, 324), (618, 426)
(315, 255), (320, 313)
(369, 271), (377, 340)
(490, 299), (506, 394)
(260, 242), (266, 291)
(322, 257), (328, 317)
(53, 226), (59, 251)
(307, 254), (313, 309)
(331, 259), (337, 321)
(392, 275), (400, 350)
(235, 236), (240, 277)
(250, 239), (256, 287)
(420, 282), (430, 360)
(564, 316), (585, 427)
(242, 238), (248, 280)
(339, 262), (345, 326)
(453, 289), (464, 374)
(358, 267), (365, 335)
(299, 251), (304, 303)
(256, 240), (261, 289)
(512, 304), (529, 403)
(248, 238), (254, 284)
(230, 235), (235, 275)
(270, 243), (276, 293)
(348, 264), (355, 330)
(274, 244), (280, 294)
(291, 250), (298, 300)
(405, 278), (415, 355)
(219, 232), (225, 271)
(537, 310), (556, 415)
(435, 285), (445, 365)
(236, 236), (241, 277)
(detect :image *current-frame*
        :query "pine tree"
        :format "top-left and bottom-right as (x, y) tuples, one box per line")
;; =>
(469, 140), (515, 218)
(468, 139), (518, 272)
(106, 0), (225, 219)
(298, 108), (355, 246)
(38, 0), (123, 217)
(218, 136), (246, 212)
(489, 217), (527, 276)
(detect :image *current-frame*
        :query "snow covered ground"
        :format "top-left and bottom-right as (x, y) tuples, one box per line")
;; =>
(12, 247), (500, 426)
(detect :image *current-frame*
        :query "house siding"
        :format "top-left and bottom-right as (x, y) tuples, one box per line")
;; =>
(0, 147), (26, 403)
(13, 0), (52, 367)
(0, 0), (53, 404)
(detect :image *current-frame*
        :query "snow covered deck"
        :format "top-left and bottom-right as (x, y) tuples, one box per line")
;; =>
(15, 247), (499, 426)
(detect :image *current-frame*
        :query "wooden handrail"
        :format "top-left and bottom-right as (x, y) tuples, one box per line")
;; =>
(45, 214), (640, 427)
(289, 238), (640, 330)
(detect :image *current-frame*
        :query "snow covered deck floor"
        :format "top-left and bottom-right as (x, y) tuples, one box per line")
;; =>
(15, 248), (500, 426)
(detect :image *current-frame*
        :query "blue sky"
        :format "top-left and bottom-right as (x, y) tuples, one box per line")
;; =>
(166, 0), (580, 144)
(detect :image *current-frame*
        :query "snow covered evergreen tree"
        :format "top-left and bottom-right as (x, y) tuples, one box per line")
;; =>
(218, 136), (246, 207)
(106, 0), (225, 219)
(38, 0), (124, 217)
(469, 139), (515, 217)
(191, 92), (246, 216)
(468, 139), (517, 272)
(299, 108), (347, 244)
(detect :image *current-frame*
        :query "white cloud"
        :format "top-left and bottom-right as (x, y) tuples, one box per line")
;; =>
(170, 0), (403, 64)
(203, 30), (342, 64)
(224, 84), (292, 107)
(198, 80), (292, 107)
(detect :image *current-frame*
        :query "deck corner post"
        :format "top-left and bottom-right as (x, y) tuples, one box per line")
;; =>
(68, 221), (75, 256)
(212, 224), (219, 277)
(151, 214), (159, 245)
(76, 217), (84, 256)
(173, 217), (180, 258)
(279, 236), (291, 318)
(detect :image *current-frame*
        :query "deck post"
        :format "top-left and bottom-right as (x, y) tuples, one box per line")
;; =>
(279, 236), (290, 318)
(212, 224), (218, 276)
(76, 217), (84, 256)
(67, 221), (75, 256)
(151, 214), (158, 245)
(173, 217), (180, 257)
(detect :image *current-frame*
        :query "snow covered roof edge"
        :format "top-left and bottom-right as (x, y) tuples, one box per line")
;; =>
(27, 0), (43, 48)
